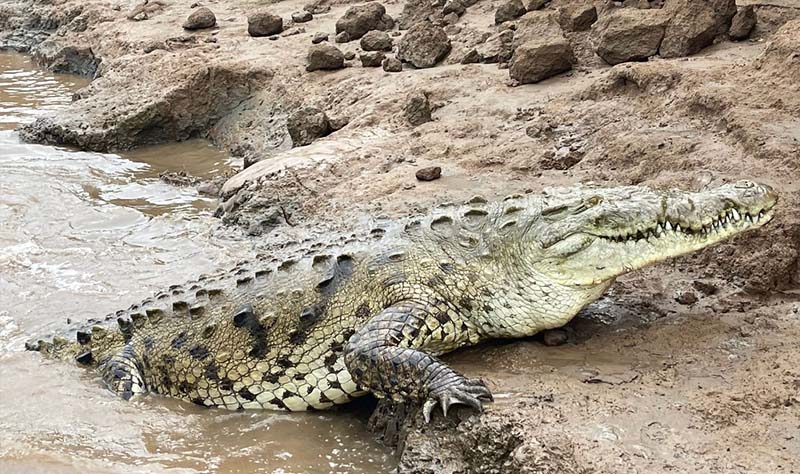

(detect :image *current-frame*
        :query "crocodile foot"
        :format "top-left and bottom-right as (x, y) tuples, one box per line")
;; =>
(422, 377), (493, 423)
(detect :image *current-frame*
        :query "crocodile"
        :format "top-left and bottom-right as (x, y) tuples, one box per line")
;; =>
(29, 180), (776, 422)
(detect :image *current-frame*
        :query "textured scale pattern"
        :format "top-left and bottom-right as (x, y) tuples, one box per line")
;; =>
(31, 181), (777, 418)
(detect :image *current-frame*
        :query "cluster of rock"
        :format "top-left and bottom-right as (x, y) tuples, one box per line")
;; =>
(593, 0), (755, 65)
(458, 0), (758, 84)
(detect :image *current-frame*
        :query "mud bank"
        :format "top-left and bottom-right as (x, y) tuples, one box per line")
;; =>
(4, 0), (800, 472)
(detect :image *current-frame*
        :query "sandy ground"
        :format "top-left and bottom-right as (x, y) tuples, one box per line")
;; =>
(2, 0), (800, 472)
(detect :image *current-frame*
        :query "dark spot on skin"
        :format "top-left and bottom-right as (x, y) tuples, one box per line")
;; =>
(278, 259), (297, 271)
(143, 336), (155, 351)
(219, 378), (234, 392)
(188, 345), (210, 360)
(318, 392), (332, 404)
(281, 390), (297, 400)
(191, 397), (206, 407)
(312, 255), (331, 268)
(233, 304), (270, 358)
(370, 228), (385, 239)
(75, 351), (93, 365)
(355, 303), (371, 319)
(160, 376), (173, 391)
(293, 373), (305, 381)
(238, 387), (257, 401)
(202, 324), (216, 338)
(270, 398), (288, 410)
(324, 352), (338, 368)
(171, 332), (189, 350)
(205, 363), (220, 381)
(276, 355), (292, 369)
(208, 288), (223, 298)
(172, 301), (189, 312)
(439, 262), (454, 273)
(236, 276), (253, 287)
(189, 305), (205, 317)
(435, 312), (450, 324)
(145, 308), (164, 322)
(427, 275), (445, 287)
(233, 304), (255, 327)
(353, 367), (364, 378)
(316, 275), (335, 293)
(306, 386), (314, 395)
(289, 330), (307, 346)
(329, 380), (342, 390)
(460, 297), (474, 311)
(500, 221), (517, 231)
(195, 289), (208, 298)
(162, 354), (176, 366)
(76, 331), (91, 345)
(178, 382), (192, 394)
(263, 372), (280, 384)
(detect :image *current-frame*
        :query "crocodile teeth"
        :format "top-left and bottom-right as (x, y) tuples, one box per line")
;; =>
(732, 209), (741, 221)
(675, 224), (681, 232)
(665, 222), (673, 231)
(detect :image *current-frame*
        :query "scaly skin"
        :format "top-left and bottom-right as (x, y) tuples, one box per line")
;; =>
(30, 181), (777, 421)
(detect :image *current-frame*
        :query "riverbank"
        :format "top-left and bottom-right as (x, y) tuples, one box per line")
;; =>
(3, 0), (800, 472)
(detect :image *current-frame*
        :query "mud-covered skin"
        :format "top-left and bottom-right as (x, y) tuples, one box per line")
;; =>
(30, 181), (776, 418)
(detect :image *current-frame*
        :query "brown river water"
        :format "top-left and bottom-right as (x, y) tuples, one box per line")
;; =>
(0, 51), (393, 473)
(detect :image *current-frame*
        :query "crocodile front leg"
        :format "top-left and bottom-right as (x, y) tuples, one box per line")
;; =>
(97, 343), (147, 401)
(343, 302), (492, 422)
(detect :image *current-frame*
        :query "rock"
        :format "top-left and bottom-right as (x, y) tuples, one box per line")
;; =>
(592, 9), (669, 65)
(404, 90), (431, 126)
(311, 32), (328, 44)
(335, 2), (394, 40)
(675, 290), (698, 305)
(659, 0), (737, 58)
(32, 41), (100, 76)
(248, 11), (283, 37)
(495, 0), (526, 25)
(542, 328), (568, 346)
(476, 29), (514, 63)
(442, 0), (466, 17)
(444, 12), (460, 25)
(197, 181), (221, 196)
(304, 2), (331, 14)
(329, 115), (351, 131)
(416, 166), (441, 181)
(729, 5), (756, 41)
(182, 7), (215, 30)
(461, 48), (481, 64)
(558, 4), (597, 32)
(287, 107), (331, 147)
(360, 30), (393, 51)
(692, 280), (719, 296)
(335, 31), (351, 43)
(509, 12), (575, 84)
(397, 22), (451, 68)
(344, 50), (356, 60)
(524, 0), (548, 11)
(382, 56), (403, 71)
(360, 50), (385, 67)
(292, 11), (313, 23)
(306, 43), (345, 71)
(399, 0), (438, 29)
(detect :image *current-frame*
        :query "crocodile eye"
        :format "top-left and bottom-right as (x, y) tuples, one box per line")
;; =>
(587, 196), (603, 206)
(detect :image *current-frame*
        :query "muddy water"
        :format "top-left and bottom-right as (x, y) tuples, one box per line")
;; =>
(0, 51), (393, 473)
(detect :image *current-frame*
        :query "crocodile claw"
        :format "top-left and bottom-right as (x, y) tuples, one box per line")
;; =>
(423, 378), (493, 423)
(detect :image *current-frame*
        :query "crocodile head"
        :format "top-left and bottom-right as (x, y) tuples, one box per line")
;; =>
(528, 181), (777, 286)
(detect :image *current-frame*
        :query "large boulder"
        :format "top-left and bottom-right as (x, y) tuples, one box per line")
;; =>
(397, 21), (451, 68)
(335, 2), (394, 40)
(495, 0), (527, 24)
(592, 9), (670, 65)
(558, 4), (597, 32)
(287, 107), (331, 147)
(306, 43), (345, 71)
(509, 12), (575, 84)
(729, 5), (756, 41)
(248, 11), (283, 37)
(659, 0), (736, 58)
(182, 7), (216, 30)
(360, 30), (393, 51)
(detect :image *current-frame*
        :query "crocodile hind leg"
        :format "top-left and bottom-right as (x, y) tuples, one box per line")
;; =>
(343, 302), (492, 423)
(97, 344), (147, 401)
